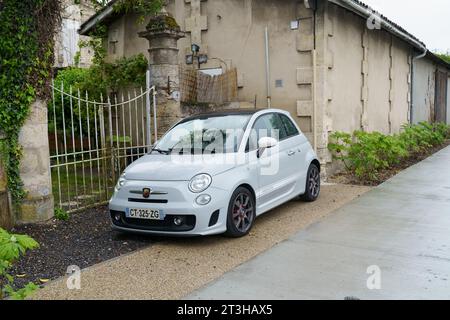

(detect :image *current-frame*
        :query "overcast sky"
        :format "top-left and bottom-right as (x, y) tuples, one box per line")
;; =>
(361, 0), (450, 53)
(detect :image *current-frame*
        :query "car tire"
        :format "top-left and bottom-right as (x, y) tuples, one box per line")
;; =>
(300, 163), (321, 202)
(225, 187), (256, 238)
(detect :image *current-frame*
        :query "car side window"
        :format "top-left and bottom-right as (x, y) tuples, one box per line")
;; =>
(280, 114), (300, 138)
(246, 113), (287, 151)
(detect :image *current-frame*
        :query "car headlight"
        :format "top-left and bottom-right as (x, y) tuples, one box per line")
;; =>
(115, 173), (127, 192)
(189, 174), (212, 193)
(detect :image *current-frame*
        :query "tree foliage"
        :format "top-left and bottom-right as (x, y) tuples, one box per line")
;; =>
(436, 53), (450, 64)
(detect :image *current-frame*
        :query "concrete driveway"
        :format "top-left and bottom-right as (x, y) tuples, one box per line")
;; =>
(188, 146), (450, 300)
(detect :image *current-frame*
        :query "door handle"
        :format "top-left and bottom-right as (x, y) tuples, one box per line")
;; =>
(287, 150), (296, 156)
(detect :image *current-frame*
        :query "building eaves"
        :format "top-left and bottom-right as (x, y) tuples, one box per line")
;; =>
(78, 0), (119, 36)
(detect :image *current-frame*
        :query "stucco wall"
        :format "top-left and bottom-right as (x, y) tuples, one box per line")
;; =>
(412, 58), (435, 124)
(105, 16), (126, 62)
(389, 37), (411, 133)
(365, 29), (392, 133)
(326, 4), (411, 136)
(107, 0), (303, 111)
(326, 5), (364, 134)
(103, 0), (425, 170)
(173, 0), (312, 119)
(110, 0), (321, 140)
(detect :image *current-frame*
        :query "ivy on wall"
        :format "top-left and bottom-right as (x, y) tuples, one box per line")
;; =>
(0, 0), (62, 204)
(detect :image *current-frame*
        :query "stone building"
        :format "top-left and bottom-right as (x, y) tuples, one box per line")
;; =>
(75, 0), (448, 173)
(8, 0), (449, 225)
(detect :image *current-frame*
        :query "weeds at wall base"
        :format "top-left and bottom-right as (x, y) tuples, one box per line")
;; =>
(328, 122), (450, 185)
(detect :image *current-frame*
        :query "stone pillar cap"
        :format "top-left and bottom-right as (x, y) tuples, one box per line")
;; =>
(139, 28), (185, 40)
(139, 12), (185, 40)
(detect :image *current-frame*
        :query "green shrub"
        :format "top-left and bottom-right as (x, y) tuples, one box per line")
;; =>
(54, 208), (70, 221)
(0, 228), (39, 300)
(328, 122), (450, 182)
(399, 122), (448, 153)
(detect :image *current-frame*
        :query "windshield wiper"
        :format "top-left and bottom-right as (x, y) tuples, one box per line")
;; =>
(152, 148), (171, 155)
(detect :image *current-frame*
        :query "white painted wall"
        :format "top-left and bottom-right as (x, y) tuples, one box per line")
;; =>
(54, 1), (95, 68)
(412, 58), (435, 124)
(59, 18), (80, 67)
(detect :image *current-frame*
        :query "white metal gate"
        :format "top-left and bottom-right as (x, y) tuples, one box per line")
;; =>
(49, 72), (157, 213)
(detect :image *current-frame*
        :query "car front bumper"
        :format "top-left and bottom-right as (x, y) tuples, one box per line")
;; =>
(108, 180), (229, 236)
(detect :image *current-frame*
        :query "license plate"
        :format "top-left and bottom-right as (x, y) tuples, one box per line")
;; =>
(126, 208), (165, 220)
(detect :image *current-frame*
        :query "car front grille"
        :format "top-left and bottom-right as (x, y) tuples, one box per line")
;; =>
(127, 198), (168, 204)
(110, 210), (196, 232)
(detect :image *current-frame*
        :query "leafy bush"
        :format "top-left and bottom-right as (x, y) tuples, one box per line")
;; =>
(0, 228), (39, 300)
(328, 122), (450, 182)
(54, 208), (70, 221)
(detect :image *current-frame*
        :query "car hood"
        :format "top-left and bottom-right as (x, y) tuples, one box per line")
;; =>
(123, 154), (237, 181)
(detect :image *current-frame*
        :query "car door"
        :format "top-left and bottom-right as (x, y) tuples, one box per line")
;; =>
(279, 113), (310, 195)
(248, 113), (295, 211)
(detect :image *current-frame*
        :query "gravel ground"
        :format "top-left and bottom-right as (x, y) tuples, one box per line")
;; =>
(10, 207), (159, 289)
(32, 184), (371, 300)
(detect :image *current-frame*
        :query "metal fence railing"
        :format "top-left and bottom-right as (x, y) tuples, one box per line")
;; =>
(49, 72), (156, 213)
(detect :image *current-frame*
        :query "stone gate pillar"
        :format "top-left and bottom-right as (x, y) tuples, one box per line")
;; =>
(17, 99), (54, 223)
(139, 10), (185, 136)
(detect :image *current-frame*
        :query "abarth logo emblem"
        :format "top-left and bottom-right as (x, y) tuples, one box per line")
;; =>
(143, 188), (152, 199)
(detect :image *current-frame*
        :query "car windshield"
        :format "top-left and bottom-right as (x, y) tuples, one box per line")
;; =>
(153, 114), (251, 155)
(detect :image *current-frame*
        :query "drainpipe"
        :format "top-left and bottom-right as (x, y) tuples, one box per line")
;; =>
(312, 49), (317, 153)
(264, 26), (271, 109)
(311, 1), (317, 153)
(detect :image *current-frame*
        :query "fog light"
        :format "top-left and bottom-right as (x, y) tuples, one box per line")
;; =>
(196, 194), (211, 206)
(114, 213), (121, 221)
(174, 216), (184, 226)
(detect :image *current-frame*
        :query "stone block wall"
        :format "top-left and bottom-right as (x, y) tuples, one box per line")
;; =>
(17, 99), (54, 223)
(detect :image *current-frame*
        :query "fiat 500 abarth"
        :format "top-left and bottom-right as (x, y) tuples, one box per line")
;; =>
(109, 109), (320, 237)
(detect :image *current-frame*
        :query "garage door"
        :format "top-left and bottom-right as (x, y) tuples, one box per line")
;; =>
(447, 76), (450, 124)
(435, 70), (448, 123)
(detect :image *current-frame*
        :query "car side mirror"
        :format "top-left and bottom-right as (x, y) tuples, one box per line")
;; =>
(257, 137), (278, 158)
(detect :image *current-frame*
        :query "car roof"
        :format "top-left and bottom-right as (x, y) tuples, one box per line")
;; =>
(179, 108), (288, 123)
